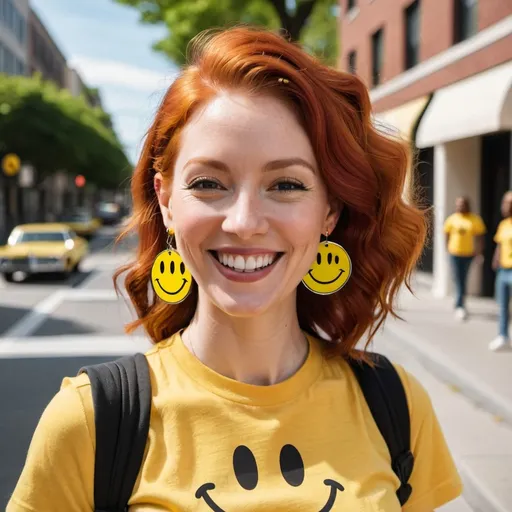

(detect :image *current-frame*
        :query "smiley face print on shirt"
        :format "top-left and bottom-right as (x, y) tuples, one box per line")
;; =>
(195, 444), (345, 511)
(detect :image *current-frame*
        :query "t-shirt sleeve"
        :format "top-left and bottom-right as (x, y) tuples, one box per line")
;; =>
(6, 374), (95, 512)
(472, 215), (487, 236)
(443, 216), (453, 234)
(394, 365), (463, 512)
(494, 221), (504, 243)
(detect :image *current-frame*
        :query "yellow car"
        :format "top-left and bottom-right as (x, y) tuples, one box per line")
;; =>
(0, 223), (89, 282)
(60, 210), (102, 239)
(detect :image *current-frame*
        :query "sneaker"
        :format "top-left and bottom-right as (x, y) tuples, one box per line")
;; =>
(489, 336), (512, 352)
(455, 308), (467, 321)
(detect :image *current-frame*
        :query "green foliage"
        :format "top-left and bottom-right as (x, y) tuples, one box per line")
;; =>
(0, 73), (131, 188)
(115, 0), (339, 66)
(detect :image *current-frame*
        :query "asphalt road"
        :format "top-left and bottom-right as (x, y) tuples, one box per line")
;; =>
(0, 226), (476, 510)
(0, 225), (152, 507)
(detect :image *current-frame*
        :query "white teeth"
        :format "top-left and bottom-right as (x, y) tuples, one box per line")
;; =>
(245, 256), (256, 271)
(234, 255), (245, 270)
(216, 252), (278, 272)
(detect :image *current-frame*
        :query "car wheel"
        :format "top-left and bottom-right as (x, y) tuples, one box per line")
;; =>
(2, 272), (14, 283)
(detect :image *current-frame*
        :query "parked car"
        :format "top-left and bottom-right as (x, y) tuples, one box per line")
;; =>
(0, 223), (89, 282)
(60, 209), (101, 239)
(95, 201), (122, 226)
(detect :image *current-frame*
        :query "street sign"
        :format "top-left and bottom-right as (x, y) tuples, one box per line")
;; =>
(2, 153), (21, 177)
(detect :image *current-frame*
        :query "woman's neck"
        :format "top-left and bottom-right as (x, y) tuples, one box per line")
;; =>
(181, 295), (309, 386)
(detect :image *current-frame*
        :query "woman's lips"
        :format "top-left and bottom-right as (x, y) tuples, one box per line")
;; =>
(208, 250), (283, 283)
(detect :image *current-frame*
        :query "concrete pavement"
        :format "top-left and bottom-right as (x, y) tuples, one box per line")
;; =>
(379, 277), (512, 512)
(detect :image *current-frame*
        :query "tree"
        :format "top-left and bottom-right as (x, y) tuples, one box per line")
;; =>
(115, 0), (339, 66)
(0, 73), (131, 188)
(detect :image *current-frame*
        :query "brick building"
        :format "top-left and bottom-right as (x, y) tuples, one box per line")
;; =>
(339, 0), (512, 299)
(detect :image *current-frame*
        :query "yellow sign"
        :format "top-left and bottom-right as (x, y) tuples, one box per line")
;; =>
(2, 153), (21, 176)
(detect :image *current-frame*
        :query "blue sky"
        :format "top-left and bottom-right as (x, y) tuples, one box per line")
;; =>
(30, 0), (180, 165)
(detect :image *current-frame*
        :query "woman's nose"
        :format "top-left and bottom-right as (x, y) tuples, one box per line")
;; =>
(221, 192), (269, 240)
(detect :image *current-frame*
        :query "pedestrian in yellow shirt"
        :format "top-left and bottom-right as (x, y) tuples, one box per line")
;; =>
(489, 191), (512, 352)
(443, 197), (486, 320)
(8, 26), (463, 512)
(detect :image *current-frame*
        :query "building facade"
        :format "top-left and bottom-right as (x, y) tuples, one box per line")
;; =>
(339, 0), (512, 299)
(0, 0), (29, 76)
(27, 7), (67, 88)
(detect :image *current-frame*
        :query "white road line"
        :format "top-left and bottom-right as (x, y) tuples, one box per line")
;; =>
(2, 288), (124, 340)
(0, 335), (152, 358)
(3, 290), (67, 338)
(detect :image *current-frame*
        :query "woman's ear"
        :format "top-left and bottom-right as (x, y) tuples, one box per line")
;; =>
(154, 172), (172, 228)
(325, 199), (342, 234)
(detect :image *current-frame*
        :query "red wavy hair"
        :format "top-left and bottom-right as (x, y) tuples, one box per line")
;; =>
(114, 25), (427, 359)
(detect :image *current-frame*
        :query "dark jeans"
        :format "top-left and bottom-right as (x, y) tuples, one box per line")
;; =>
(451, 255), (473, 309)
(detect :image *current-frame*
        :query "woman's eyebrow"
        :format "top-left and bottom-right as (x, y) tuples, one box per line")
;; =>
(183, 157), (316, 173)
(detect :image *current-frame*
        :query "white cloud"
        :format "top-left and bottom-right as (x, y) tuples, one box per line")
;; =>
(69, 55), (178, 92)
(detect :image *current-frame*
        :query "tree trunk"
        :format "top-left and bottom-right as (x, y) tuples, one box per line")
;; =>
(268, 0), (318, 40)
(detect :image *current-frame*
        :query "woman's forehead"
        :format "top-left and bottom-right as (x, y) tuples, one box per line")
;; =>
(178, 93), (314, 159)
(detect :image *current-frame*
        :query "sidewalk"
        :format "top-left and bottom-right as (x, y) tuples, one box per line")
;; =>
(383, 276), (512, 426)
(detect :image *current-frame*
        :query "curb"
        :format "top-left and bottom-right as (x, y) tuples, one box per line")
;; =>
(383, 321), (512, 428)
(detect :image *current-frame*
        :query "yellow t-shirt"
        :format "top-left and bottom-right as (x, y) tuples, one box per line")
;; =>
(444, 212), (486, 256)
(8, 332), (462, 512)
(494, 218), (512, 269)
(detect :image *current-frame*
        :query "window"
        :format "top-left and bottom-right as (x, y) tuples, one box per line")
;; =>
(348, 50), (357, 74)
(347, 0), (356, 10)
(404, 0), (420, 69)
(371, 28), (384, 87)
(18, 232), (66, 243)
(454, 0), (478, 43)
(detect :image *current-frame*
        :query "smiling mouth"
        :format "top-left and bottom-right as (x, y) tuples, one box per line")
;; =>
(307, 270), (344, 285)
(155, 278), (188, 295)
(196, 479), (344, 512)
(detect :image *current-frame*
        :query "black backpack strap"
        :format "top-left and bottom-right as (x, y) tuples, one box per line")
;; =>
(348, 352), (414, 506)
(78, 353), (152, 512)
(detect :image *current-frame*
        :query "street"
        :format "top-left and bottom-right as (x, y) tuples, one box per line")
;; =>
(0, 226), (507, 511)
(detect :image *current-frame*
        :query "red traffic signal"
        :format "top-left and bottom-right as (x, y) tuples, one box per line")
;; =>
(75, 175), (86, 188)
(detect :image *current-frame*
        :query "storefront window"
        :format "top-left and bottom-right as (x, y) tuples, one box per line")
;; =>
(454, 0), (478, 43)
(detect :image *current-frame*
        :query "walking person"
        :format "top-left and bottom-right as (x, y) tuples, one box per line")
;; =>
(443, 196), (486, 320)
(490, 191), (512, 352)
(8, 26), (463, 511)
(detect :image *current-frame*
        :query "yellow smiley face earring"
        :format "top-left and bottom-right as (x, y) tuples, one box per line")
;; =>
(301, 231), (352, 295)
(151, 228), (193, 304)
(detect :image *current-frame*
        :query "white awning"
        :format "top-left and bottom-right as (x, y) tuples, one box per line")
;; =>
(373, 96), (430, 143)
(416, 60), (512, 148)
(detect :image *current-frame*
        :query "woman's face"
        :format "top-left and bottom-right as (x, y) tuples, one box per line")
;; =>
(156, 92), (339, 317)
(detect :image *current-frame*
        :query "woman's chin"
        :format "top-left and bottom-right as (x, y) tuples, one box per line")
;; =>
(205, 286), (287, 318)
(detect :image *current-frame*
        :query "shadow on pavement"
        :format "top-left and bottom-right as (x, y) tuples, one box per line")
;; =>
(0, 355), (122, 508)
(0, 305), (31, 336)
(0, 305), (99, 336)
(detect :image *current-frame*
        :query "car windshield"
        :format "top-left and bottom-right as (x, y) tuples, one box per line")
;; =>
(17, 232), (66, 243)
(99, 203), (119, 213)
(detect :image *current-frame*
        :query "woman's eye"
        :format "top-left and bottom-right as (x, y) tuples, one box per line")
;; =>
(188, 179), (224, 190)
(272, 180), (307, 192)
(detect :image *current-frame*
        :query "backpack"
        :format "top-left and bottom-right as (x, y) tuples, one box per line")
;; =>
(78, 351), (414, 512)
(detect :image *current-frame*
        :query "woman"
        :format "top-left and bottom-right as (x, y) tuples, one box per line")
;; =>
(490, 191), (512, 352)
(443, 196), (486, 321)
(8, 27), (462, 511)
